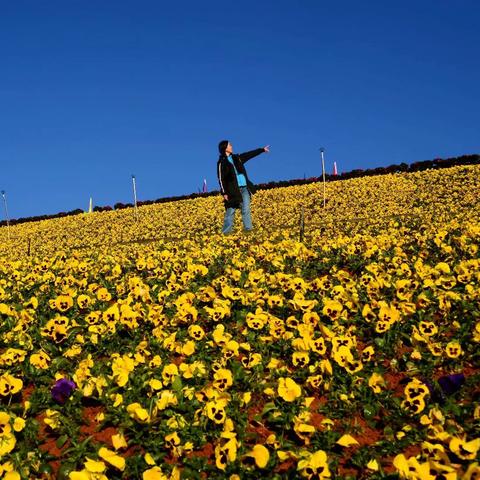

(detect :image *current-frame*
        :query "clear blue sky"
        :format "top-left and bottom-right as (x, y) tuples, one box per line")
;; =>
(1, 0), (479, 218)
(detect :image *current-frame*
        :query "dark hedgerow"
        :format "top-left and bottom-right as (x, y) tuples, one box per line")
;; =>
(0, 154), (477, 228)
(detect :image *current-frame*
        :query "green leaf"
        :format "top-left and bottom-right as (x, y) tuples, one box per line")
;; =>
(56, 434), (69, 449)
(171, 375), (183, 392)
(57, 462), (75, 480)
(261, 402), (277, 416)
(363, 404), (377, 419)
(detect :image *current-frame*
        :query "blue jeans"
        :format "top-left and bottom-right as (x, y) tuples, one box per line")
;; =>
(222, 186), (252, 234)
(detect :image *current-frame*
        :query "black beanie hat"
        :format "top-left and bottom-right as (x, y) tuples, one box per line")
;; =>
(218, 140), (229, 155)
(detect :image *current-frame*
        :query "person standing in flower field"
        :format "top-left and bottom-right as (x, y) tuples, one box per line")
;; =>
(217, 140), (270, 234)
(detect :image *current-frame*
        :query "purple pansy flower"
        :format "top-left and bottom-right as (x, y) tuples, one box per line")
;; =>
(51, 378), (76, 404)
(424, 373), (465, 405)
(438, 373), (465, 396)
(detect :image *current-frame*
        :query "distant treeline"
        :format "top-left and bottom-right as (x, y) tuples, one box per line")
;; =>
(1, 153), (478, 227)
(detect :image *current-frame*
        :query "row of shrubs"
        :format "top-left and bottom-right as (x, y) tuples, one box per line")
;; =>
(1, 153), (478, 227)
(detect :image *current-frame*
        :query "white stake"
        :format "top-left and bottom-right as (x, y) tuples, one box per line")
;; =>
(88, 197), (93, 213)
(132, 174), (138, 221)
(1, 190), (10, 240)
(320, 148), (326, 208)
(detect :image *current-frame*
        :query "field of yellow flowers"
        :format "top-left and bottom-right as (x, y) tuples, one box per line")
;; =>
(0, 164), (479, 479)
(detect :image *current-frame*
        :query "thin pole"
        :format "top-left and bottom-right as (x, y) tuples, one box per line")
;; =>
(1, 190), (10, 240)
(132, 175), (138, 221)
(299, 206), (305, 242)
(320, 148), (326, 208)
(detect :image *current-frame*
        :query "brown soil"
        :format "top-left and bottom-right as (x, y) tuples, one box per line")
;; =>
(246, 421), (275, 443)
(163, 452), (180, 465)
(308, 395), (338, 431)
(310, 412), (327, 430)
(334, 414), (384, 477)
(462, 364), (480, 377)
(273, 458), (296, 474)
(37, 405), (121, 478)
(383, 371), (406, 397)
(22, 383), (35, 405)
(432, 363), (479, 380)
(245, 394), (275, 444)
(78, 406), (118, 447)
(187, 442), (214, 461)
(37, 412), (70, 477)
(337, 461), (359, 478)
(308, 395), (328, 411)
(396, 345), (413, 356)
(347, 416), (382, 448)
(79, 424), (118, 447)
(170, 354), (186, 366)
(124, 444), (146, 459)
(403, 444), (422, 458)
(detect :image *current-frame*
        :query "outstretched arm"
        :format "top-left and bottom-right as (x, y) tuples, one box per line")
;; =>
(239, 145), (270, 164)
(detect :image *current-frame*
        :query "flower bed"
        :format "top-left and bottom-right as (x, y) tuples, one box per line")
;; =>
(0, 166), (479, 479)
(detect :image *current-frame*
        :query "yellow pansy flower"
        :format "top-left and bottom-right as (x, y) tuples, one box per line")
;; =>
(245, 444), (270, 468)
(143, 466), (168, 480)
(98, 447), (126, 471)
(336, 434), (359, 447)
(445, 341), (462, 358)
(297, 450), (330, 479)
(368, 373), (386, 393)
(126, 403), (151, 423)
(0, 373), (23, 396)
(12, 417), (25, 432)
(111, 354), (135, 387)
(215, 438), (237, 471)
(449, 437), (480, 460)
(277, 377), (302, 402)
(112, 432), (128, 450)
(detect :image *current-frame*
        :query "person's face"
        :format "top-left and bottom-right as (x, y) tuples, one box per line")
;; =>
(225, 142), (233, 155)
